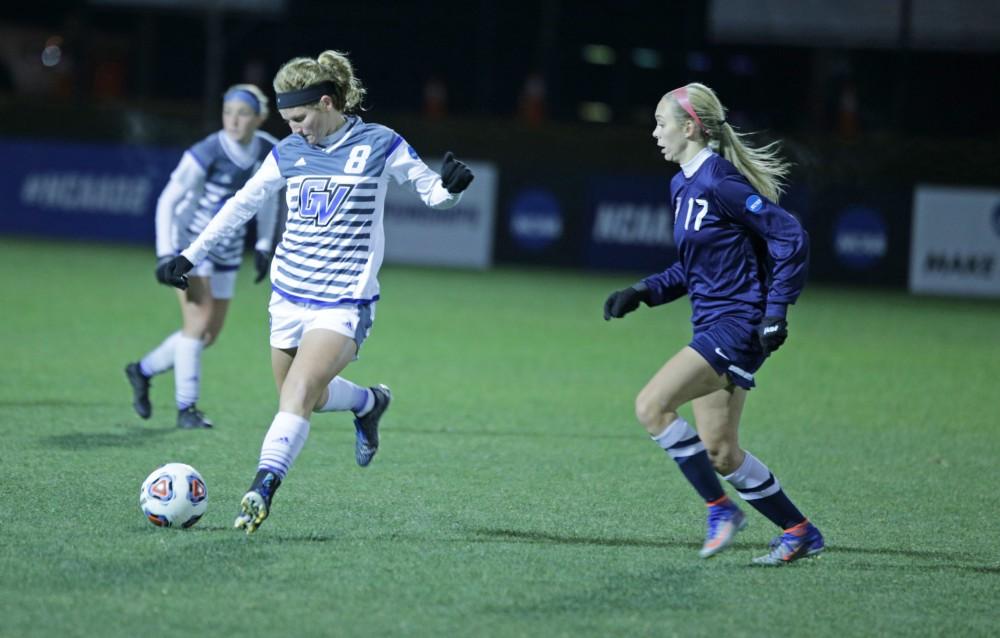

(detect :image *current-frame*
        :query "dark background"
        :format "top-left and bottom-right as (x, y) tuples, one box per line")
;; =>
(1, 0), (998, 283)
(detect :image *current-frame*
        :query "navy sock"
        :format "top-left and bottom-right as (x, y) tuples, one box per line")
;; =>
(676, 450), (726, 502)
(743, 490), (805, 529)
(724, 451), (806, 529)
(652, 418), (725, 503)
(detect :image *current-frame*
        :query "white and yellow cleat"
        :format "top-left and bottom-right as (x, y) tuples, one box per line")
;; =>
(233, 470), (281, 535)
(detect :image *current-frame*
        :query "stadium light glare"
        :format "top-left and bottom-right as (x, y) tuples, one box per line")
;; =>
(631, 48), (662, 69)
(581, 44), (616, 65)
(41, 45), (62, 67)
(579, 101), (613, 123)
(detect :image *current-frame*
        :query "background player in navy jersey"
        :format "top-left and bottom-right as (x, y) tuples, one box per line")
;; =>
(603, 83), (824, 565)
(125, 84), (280, 429)
(157, 50), (474, 533)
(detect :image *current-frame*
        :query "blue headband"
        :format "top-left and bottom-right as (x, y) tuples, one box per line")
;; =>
(224, 89), (261, 114)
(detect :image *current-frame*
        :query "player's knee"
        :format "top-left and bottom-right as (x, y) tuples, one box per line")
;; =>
(202, 326), (225, 348)
(279, 376), (321, 415)
(634, 393), (668, 435)
(705, 442), (741, 475)
(183, 318), (211, 340)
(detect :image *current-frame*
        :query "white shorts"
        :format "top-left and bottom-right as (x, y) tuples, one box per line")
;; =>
(268, 292), (375, 352)
(189, 260), (239, 300)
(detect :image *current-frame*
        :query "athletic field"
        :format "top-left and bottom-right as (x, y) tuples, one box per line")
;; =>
(2, 238), (997, 637)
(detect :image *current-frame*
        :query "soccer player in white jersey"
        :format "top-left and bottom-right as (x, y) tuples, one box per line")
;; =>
(157, 50), (475, 533)
(125, 84), (280, 429)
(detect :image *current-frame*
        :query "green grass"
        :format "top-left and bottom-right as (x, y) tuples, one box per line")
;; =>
(1, 237), (998, 637)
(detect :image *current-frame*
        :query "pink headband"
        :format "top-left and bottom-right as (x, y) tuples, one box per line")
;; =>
(671, 86), (707, 135)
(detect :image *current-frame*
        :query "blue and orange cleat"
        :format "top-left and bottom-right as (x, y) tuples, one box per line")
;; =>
(354, 384), (391, 467)
(752, 520), (825, 566)
(699, 496), (747, 558)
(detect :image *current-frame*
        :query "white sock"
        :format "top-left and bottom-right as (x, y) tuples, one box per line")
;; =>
(723, 451), (782, 500)
(258, 411), (310, 479)
(651, 417), (706, 460)
(174, 335), (203, 410)
(139, 331), (180, 377)
(317, 376), (372, 414)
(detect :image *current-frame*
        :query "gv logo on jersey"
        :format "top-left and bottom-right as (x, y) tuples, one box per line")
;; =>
(299, 178), (356, 226)
(746, 194), (764, 213)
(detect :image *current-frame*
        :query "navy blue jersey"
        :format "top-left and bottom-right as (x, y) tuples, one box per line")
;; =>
(642, 150), (808, 331)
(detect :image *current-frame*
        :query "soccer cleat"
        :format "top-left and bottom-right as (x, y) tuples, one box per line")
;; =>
(124, 362), (152, 419)
(353, 384), (391, 467)
(699, 497), (748, 558)
(752, 520), (825, 566)
(234, 469), (282, 534)
(176, 405), (213, 429)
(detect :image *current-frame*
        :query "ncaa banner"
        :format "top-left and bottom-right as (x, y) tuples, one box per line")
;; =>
(583, 175), (678, 271)
(0, 139), (180, 243)
(383, 159), (497, 269)
(910, 185), (1000, 297)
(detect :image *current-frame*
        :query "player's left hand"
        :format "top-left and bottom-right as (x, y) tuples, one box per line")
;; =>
(254, 250), (272, 284)
(756, 317), (788, 355)
(156, 256), (193, 290)
(441, 151), (474, 194)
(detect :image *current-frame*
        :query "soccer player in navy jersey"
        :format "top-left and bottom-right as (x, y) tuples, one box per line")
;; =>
(604, 83), (824, 565)
(125, 84), (280, 429)
(157, 50), (474, 534)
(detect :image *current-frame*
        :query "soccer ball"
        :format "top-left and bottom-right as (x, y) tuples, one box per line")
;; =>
(139, 463), (208, 528)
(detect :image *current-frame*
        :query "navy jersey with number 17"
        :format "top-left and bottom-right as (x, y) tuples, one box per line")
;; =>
(642, 149), (808, 331)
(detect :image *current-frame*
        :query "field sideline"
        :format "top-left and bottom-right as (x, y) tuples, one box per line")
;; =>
(1, 237), (998, 637)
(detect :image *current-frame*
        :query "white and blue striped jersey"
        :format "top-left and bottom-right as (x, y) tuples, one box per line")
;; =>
(156, 130), (279, 269)
(180, 116), (461, 305)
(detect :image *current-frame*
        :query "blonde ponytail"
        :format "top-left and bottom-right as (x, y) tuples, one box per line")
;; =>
(273, 50), (366, 112)
(670, 83), (791, 202)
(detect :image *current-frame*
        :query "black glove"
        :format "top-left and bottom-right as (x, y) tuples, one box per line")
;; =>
(603, 285), (650, 320)
(155, 255), (193, 290)
(756, 317), (788, 355)
(154, 256), (173, 283)
(440, 151), (474, 194)
(254, 250), (272, 284)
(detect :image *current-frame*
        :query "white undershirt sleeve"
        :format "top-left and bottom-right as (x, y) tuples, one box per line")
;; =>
(253, 187), (280, 253)
(181, 152), (285, 265)
(384, 141), (462, 209)
(154, 152), (206, 257)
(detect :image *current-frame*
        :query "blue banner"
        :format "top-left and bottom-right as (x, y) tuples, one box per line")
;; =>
(0, 139), (182, 244)
(583, 175), (679, 272)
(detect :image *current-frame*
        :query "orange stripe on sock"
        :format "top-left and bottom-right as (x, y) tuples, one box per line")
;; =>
(784, 519), (809, 535)
(706, 496), (730, 507)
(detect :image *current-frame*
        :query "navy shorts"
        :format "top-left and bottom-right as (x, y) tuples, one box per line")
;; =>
(688, 318), (766, 389)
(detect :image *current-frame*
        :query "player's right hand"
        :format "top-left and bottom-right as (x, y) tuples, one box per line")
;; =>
(155, 255), (193, 290)
(253, 250), (272, 284)
(756, 317), (788, 355)
(603, 285), (649, 320)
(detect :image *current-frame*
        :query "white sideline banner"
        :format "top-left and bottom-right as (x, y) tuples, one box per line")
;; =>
(383, 160), (497, 269)
(909, 185), (1000, 297)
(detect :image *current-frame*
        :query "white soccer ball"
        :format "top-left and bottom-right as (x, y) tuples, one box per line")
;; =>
(139, 463), (208, 529)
